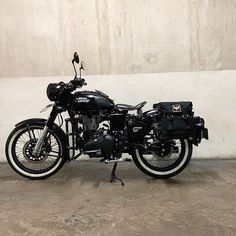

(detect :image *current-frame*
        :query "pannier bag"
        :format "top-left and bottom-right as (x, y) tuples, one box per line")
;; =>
(153, 102), (208, 145)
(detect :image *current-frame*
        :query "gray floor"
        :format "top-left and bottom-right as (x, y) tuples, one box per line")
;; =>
(0, 159), (235, 236)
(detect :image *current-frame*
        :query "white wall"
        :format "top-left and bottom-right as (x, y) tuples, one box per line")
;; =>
(1, 70), (236, 162)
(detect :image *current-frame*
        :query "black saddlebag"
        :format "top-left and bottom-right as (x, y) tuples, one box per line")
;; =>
(154, 102), (208, 145)
(153, 101), (193, 116)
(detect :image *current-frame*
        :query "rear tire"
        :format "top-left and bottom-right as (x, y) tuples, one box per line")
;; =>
(132, 139), (192, 179)
(5, 123), (66, 180)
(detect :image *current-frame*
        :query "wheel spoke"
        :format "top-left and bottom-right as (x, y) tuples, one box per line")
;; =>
(141, 139), (184, 169)
(50, 150), (59, 154)
(31, 129), (36, 140)
(47, 154), (59, 158)
(50, 142), (58, 148)
(19, 135), (27, 143)
(17, 138), (25, 144)
(11, 126), (62, 173)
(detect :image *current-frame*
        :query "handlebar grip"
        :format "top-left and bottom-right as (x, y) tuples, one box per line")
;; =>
(68, 78), (87, 89)
(76, 78), (86, 87)
(64, 84), (74, 91)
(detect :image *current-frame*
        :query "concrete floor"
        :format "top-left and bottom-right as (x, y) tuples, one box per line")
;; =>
(0, 159), (235, 236)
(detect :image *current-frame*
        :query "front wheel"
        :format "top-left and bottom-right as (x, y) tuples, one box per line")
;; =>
(5, 123), (66, 179)
(132, 139), (193, 179)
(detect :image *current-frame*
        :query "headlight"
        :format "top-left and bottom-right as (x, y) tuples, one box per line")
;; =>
(46, 83), (60, 101)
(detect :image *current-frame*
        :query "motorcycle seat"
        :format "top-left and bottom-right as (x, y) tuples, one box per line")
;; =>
(116, 101), (147, 111)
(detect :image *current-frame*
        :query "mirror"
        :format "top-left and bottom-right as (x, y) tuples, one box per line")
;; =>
(73, 52), (80, 64)
(80, 61), (85, 70)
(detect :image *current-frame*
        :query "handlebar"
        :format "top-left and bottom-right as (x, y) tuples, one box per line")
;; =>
(62, 78), (87, 92)
(72, 78), (87, 87)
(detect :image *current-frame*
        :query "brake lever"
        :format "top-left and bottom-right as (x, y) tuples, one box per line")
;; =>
(64, 81), (75, 91)
(70, 78), (87, 88)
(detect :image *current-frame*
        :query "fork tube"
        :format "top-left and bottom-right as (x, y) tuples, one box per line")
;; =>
(33, 126), (49, 156)
(33, 106), (59, 155)
(45, 105), (59, 128)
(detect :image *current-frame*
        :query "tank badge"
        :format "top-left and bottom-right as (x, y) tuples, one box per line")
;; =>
(76, 97), (90, 103)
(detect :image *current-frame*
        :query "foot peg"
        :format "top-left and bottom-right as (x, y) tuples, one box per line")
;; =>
(104, 157), (132, 164)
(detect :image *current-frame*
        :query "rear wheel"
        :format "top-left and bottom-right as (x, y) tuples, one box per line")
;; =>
(132, 139), (192, 178)
(5, 124), (66, 179)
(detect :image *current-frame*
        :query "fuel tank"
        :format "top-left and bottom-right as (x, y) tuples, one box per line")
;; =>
(71, 90), (114, 112)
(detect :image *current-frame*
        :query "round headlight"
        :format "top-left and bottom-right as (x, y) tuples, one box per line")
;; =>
(46, 83), (60, 101)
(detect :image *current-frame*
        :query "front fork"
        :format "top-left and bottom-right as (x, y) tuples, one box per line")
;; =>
(33, 105), (60, 156)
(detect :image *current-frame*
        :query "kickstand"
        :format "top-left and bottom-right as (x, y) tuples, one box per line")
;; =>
(110, 163), (125, 186)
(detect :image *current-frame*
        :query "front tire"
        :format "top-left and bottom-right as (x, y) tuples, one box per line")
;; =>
(5, 123), (66, 180)
(132, 139), (193, 179)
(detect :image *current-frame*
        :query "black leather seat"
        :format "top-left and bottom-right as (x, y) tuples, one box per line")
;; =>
(116, 101), (147, 111)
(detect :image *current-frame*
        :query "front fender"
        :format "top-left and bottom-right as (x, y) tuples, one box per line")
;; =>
(15, 118), (47, 128)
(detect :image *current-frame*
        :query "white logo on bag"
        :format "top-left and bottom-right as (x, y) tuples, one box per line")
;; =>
(172, 104), (181, 112)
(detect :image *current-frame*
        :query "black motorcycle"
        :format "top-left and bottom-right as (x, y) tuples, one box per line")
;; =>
(5, 52), (208, 184)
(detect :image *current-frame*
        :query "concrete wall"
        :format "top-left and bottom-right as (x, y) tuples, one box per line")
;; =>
(0, 1), (236, 161)
(1, 0), (236, 77)
(1, 70), (236, 162)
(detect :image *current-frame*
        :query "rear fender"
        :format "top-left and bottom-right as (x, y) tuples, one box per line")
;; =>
(192, 117), (208, 146)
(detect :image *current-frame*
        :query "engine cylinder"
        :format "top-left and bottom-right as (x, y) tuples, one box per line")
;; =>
(80, 115), (100, 131)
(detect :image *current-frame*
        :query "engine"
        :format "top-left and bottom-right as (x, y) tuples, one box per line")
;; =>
(79, 115), (115, 157)
(79, 114), (128, 158)
(83, 130), (115, 156)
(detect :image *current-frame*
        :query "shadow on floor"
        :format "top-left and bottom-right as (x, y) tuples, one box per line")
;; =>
(0, 160), (224, 188)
